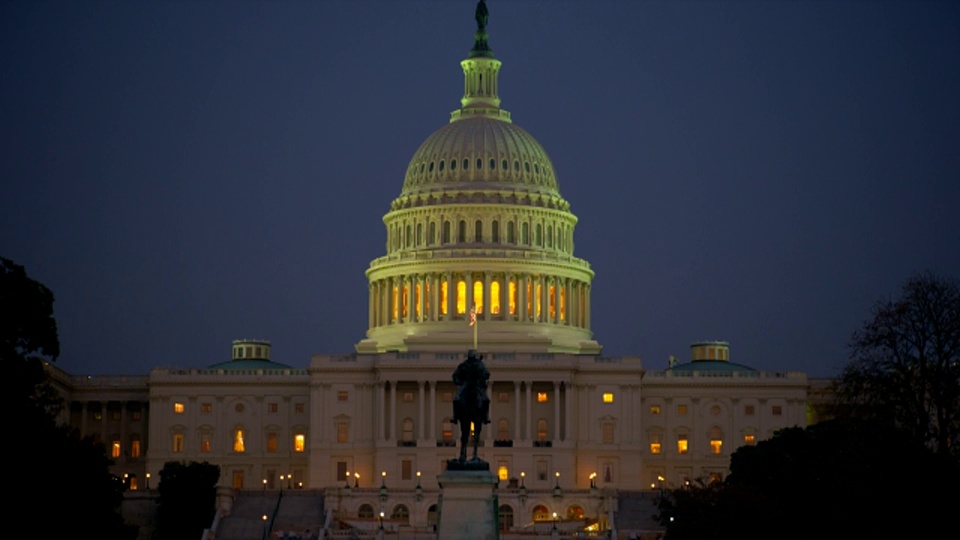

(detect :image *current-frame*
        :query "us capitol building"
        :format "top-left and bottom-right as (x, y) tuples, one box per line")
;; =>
(46, 1), (819, 535)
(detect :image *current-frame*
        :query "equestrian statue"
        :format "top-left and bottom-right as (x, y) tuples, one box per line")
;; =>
(451, 349), (491, 464)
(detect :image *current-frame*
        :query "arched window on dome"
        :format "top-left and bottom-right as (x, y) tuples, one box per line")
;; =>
(458, 221), (466, 243)
(443, 221), (451, 244)
(507, 222), (515, 244)
(405, 225), (412, 248)
(489, 158), (496, 170)
(535, 224), (542, 247)
(416, 223), (422, 247)
(502, 159), (508, 171)
(428, 222), (436, 246)
(490, 280), (500, 315)
(476, 158), (482, 170)
(456, 280), (467, 315)
(508, 278), (517, 317)
(475, 220), (483, 243)
(473, 280), (484, 314)
(547, 225), (553, 248)
(450, 159), (456, 171)
(491, 221), (499, 243)
(521, 223), (529, 245)
(513, 160), (519, 172)
(463, 159), (469, 170)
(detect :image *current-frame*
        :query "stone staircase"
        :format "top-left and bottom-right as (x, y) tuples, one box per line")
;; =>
(212, 490), (324, 540)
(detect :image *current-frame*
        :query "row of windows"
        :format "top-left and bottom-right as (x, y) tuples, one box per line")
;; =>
(173, 401), (307, 414)
(647, 432), (759, 456)
(170, 429), (306, 454)
(388, 217), (572, 253)
(648, 404), (783, 416)
(411, 157), (551, 179)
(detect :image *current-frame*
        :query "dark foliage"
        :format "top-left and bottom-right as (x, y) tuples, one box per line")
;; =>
(837, 271), (960, 457)
(659, 418), (960, 540)
(154, 460), (221, 540)
(4, 256), (137, 539)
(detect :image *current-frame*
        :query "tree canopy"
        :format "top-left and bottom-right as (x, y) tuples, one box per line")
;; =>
(837, 270), (960, 457)
(154, 460), (221, 540)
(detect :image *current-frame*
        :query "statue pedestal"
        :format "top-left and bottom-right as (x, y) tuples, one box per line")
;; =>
(437, 466), (499, 540)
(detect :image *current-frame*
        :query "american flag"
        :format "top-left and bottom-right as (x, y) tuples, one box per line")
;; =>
(469, 306), (477, 326)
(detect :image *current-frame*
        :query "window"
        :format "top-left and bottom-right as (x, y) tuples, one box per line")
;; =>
(650, 405), (661, 415)
(677, 404), (688, 415)
(772, 405), (783, 416)
(111, 440), (121, 458)
(402, 459), (412, 480)
(294, 433), (305, 453)
(537, 460), (548, 481)
(358, 504), (375, 519)
(744, 405), (755, 416)
(233, 429), (245, 453)
(443, 221), (451, 243)
(475, 220), (483, 243)
(458, 220), (466, 243)
(267, 432), (278, 452)
(602, 422), (615, 444)
(442, 392), (453, 402)
(710, 439), (723, 454)
(200, 433), (212, 453)
(677, 434), (688, 454)
(498, 461), (509, 481)
(498, 505), (514, 531)
(536, 392), (548, 403)
(602, 392), (614, 403)
(295, 403), (305, 414)
(111, 410), (121, 420)
(130, 437), (141, 458)
(132, 410), (141, 421)
(268, 403), (278, 413)
(498, 392), (509, 403)
(174, 402), (185, 414)
(338, 391), (349, 402)
(537, 419), (548, 441)
(533, 504), (550, 521)
(391, 504), (410, 524)
(336, 462), (347, 483)
(173, 433), (184, 453)
(403, 392), (414, 403)
(442, 419), (453, 443)
(710, 405), (721, 416)
(567, 505), (584, 520)
(337, 422), (348, 443)
(743, 434), (756, 446)
(402, 418), (414, 442)
(491, 221), (499, 243)
(235, 403), (245, 413)
(649, 434), (662, 454)
(497, 418), (509, 440)
(201, 403), (212, 414)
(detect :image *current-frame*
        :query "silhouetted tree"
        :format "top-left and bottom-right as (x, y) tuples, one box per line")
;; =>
(659, 418), (960, 540)
(837, 271), (960, 457)
(3, 256), (137, 539)
(154, 460), (221, 540)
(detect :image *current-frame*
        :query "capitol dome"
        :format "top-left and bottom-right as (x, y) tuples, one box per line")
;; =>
(356, 1), (600, 355)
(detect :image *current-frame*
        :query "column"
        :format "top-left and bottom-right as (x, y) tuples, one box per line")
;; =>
(444, 272), (452, 320)
(514, 382), (521, 441)
(539, 275), (548, 323)
(378, 383), (386, 441)
(389, 381), (397, 441)
(553, 381), (561, 442)
(466, 272), (474, 314)
(584, 284), (591, 329)
(406, 276), (415, 323)
(518, 273), (527, 321)
(564, 382), (572, 443)
(417, 275), (425, 322)
(430, 381), (437, 440)
(418, 381), (425, 441)
(525, 382), (532, 441)
(484, 271), (492, 321)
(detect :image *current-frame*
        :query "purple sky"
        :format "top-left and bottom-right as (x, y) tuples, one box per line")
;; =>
(3, 1), (958, 378)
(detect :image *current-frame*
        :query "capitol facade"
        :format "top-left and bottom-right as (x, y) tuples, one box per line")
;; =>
(46, 2), (816, 534)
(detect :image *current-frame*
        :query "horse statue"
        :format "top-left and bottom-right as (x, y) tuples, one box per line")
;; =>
(451, 349), (491, 463)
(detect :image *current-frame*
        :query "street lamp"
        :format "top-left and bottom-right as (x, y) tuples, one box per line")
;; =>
(287, 473), (292, 490)
(263, 478), (267, 492)
(379, 511), (385, 531)
(589, 472), (597, 490)
(345, 471), (351, 489)
(415, 471), (423, 502)
(354, 472), (360, 488)
(553, 472), (562, 500)
(279, 474), (285, 492)
(552, 512), (558, 532)
(145, 473), (151, 490)
(379, 471), (388, 503)
(261, 514), (268, 540)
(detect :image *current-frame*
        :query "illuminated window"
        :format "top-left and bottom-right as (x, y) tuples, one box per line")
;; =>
(391, 285), (399, 321)
(743, 434), (756, 446)
(535, 283), (542, 318)
(233, 429), (245, 453)
(201, 403), (212, 414)
(294, 433), (305, 452)
(173, 433), (184, 453)
(498, 462), (509, 481)
(537, 419), (548, 441)
(201, 433), (212, 453)
(174, 402), (185, 414)
(602, 422), (615, 444)
(130, 437), (141, 458)
(498, 392), (509, 403)
(403, 392), (414, 403)
(677, 404), (688, 415)
(473, 280), (484, 314)
(401, 283), (409, 319)
(650, 405), (661, 415)
(424, 281), (431, 317)
(710, 439), (723, 454)
(490, 281), (501, 314)
(772, 405), (783, 416)
(456, 280), (467, 314)
(415, 283), (421, 318)
(338, 391), (349, 402)
(295, 403), (305, 414)
(508, 279), (517, 315)
(677, 434), (688, 454)
(440, 281), (448, 315)
(526, 280), (534, 318)
(533, 504), (550, 521)
(650, 435), (662, 454)
(268, 403), (278, 413)
(567, 505), (584, 520)
(337, 422), (348, 443)
(537, 392), (548, 403)
(267, 432), (278, 453)
(111, 440), (121, 458)
(602, 393), (614, 403)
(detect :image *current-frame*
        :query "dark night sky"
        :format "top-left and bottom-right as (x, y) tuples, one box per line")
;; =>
(2, 1), (957, 378)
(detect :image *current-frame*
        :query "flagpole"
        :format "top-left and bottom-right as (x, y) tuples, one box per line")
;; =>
(473, 313), (478, 350)
(470, 305), (478, 350)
